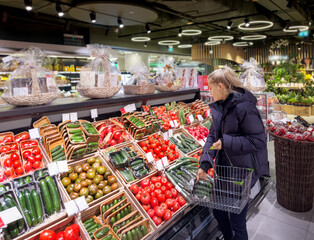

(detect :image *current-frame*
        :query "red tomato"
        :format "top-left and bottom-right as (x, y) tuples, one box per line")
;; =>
(10, 143), (18, 151)
(160, 186), (167, 193)
(113, 131), (121, 140)
(158, 152), (165, 159)
(140, 193), (151, 205)
(13, 160), (21, 168)
(163, 209), (172, 221)
(160, 202), (168, 210)
(135, 193), (142, 201)
(147, 209), (155, 218)
(150, 198), (159, 208)
(4, 167), (14, 176)
(208, 168), (214, 178)
(150, 192), (156, 198)
(4, 158), (13, 168)
(33, 161), (41, 169)
(161, 177), (168, 186)
(20, 133), (30, 141)
(15, 166), (24, 175)
(170, 188), (178, 198)
(170, 144), (176, 150)
(140, 142), (146, 148)
(27, 155), (35, 163)
(109, 139), (117, 146)
(0, 173), (5, 182)
(35, 154), (43, 161)
(56, 231), (65, 240)
(64, 225), (79, 240)
(24, 161), (32, 171)
(22, 151), (32, 159)
(152, 216), (162, 226)
(177, 196), (186, 206)
(161, 145), (167, 152)
(39, 230), (56, 240)
(141, 178), (150, 188)
(143, 186), (151, 194)
(0, 146), (9, 153)
(165, 199), (174, 208)
(10, 153), (19, 162)
(29, 141), (38, 146)
(21, 142), (28, 148)
(149, 184), (155, 192)
(157, 193), (166, 203)
(154, 189), (162, 195)
(130, 185), (139, 195)
(151, 177), (158, 184)
(154, 182), (161, 189)
(32, 147), (41, 155)
(164, 139), (169, 145)
(168, 155), (175, 161)
(165, 190), (172, 199)
(154, 147), (161, 155)
(155, 206), (165, 218)
(70, 224), (80, 234)
(142, 204), (151, 212)
(142, 146), (148, 152)
(3, 136), (13, 143)
(172, 201), (181, 212)
(117, 136), (123, 144)
(166, 182), (173, 190)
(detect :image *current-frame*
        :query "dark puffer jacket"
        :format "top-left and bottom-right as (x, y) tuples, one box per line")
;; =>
(200, 88), (270, 186)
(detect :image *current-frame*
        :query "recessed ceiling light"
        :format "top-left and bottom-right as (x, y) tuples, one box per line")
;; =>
(158, 40), (180, 45)
(241, 35), (267, 40)
(238, 20), (273, 30)
(182, 29), (202, 36)
(205, 41), (221, 46)
(233, 42), (253, 47)
(283, 25), (309, 32)
(208, 36), (233, 41)
(131, 37), (151, 42)
(178, 44), (192, 48)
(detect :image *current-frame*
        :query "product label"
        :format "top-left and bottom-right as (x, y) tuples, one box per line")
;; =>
(13, 87), (28, 96)
(162, 157), (169, 167)
(48, 162), (58, 176)
(170, 121), (175, 128)
(97, 73), (106, 87)
(29, 128), (40, 139)
(110, 73), (118, 87)
(146, 152), (154, 163)
(56, 161), (68, 173)
(197, 115), (204, 121)
(75, 196), (89, 212)
(156, 160), (164, 171)
(199, 140), (205, 146)
(163, 132), (169, 140)
(91, 109), (98, 119)
(0, 207), (22, 226)
(70, 112), (78, 122)
(205, 110), (210, 117)
(62, 113), (70, 122)
(64, 201), (79, 217)
(168, 129), (173, 138)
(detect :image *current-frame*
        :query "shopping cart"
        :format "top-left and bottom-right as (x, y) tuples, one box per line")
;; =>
(193, 150), (253, 214)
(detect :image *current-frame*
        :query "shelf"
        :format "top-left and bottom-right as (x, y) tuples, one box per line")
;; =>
(0, 72), (11, 74)
(56, 72), (80, 74)
(71, 80), (80, 83)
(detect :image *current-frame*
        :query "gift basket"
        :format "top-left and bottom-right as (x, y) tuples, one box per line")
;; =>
(155, 56), (181, 92)
(1, 47), (60, 106)
(123, 63), (155, 95)
(239, 57), (266, 92)
(77, 44), (121, 98)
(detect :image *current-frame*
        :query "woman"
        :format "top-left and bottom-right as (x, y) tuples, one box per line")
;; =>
(197, 67), (269, 240)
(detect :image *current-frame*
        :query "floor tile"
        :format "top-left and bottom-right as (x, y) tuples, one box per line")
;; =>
(306, 231), (314, 240)
(309, 211), (314, 233)
(247, 212), (266, 239)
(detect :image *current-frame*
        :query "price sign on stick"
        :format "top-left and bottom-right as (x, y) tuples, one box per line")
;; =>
(156, 160), (164, 171)
(70, 112), (78, 122)
(197, 115), (204, 121)
(147, 152), (154, 163)
(62, 113), (70, 122)
(91, 109), (98, 120)
(65, 201), (79, 217)
(0, 207), (22, 227)
(162, 157), (169, 168)
(29, 128), (40, 139)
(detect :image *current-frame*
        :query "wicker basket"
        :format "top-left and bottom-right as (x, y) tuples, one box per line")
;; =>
(77, 86), (121, 99)
(123, 84), (155, 95)
(269, 131), (314, 212)
(155, 85), (181, 92)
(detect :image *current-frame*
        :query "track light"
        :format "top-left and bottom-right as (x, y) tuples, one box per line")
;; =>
(118, 17), (124, 28)
(178, 28), (182, 37)
(24, 0), (32, 11)
(90, 11), (96, 23)
(146, 23), (151, 33)
(144, 42), (148, 47)
(227, 20), (233, 29)
(56, 3), (64, 17)
(284, 22), (290, 31)
(244, 18), (250, 27)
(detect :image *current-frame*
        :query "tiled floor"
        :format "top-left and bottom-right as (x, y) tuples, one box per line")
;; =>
(246, 141), (314, 240)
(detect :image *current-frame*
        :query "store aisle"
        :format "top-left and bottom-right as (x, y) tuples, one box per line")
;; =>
(246, 142), (314, 240)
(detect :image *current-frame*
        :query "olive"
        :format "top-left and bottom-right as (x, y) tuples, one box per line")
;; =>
(81, 180), (89, 187)
(95, 189), (104, 199)
(86, 195), (94, 203)
(68, 166), (74, 174)
(74, 164), (83, 174)
(93, 175), (101, 185)
(69, 172), (78, 182)
(61, 177), (71, 187)
(82, 163), (91, 172)
(87, 157), (96, 165)
(92, 162), (101, 170)
(79, 172), (87, 180)
(88, 184), (98, 195)
(97, 180), (107, 190)
(104, 170), (112, 179)
(79, 187), (89, 197)
(69, 192), (79, 200)
(111, 183), (119, 191)
(86, 171), (96, 180)
(108, 176), (117, 185)
(97, 166), (106, 175)
(103, 185), (112, 195)
(66, 183), (74, 193)
(73, 183), (82, 192)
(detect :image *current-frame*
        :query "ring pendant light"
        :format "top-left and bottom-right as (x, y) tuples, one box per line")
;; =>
(182, 29), (202, 36)
(178, 44), (192, 48)
(208, 36), (233, 41)
(205, 41), (221, 46)
(158, 40), (180, 45)
(238, 20), (273, 30)
(241, 35), (267, 40)
(131, 37), (151, 42)
(283, 25), (309, 32)
(233, 42), (253, 47)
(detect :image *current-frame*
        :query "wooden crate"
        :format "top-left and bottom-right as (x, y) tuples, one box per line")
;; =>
(172, 128), (202, 156)
(294, 106), (311, 117)
(281, 104), (294, 114)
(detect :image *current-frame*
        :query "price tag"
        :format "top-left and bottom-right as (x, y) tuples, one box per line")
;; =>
(29, 128), (40, 139)
(156, 160), (164, 171)
(170, 121), (175, 128)
(205, 110), (210, 117)
(56, 161), (68, 173)
(70, 112), (78, 122)
(197, 115), (204, 121)
(162, 157), (169, 168)
(91, 109), (98, 119)
(48, 162), (58, 176)
(174, 120), (179, 128)
(120, 107), (126, 114)
(75, 196), (89, 212)
(188, 114), (194, 124)
(129, 103), (136, 112)
(64, 201), (79, 217)
(2, 55), (13, 63)
(199, 140), (205, 146)
(163, 132), (169, 140)
(168, 129), (173, 138)
(146, 152), (154, 163)
(62, 113), (70, 122)
(0, 207), (22, 226)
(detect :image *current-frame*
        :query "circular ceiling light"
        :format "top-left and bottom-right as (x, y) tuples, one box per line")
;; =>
(205, 41), (221, 46)
(208, 36), (233, 41)
(241, 35), (267, 40)
(158, 40), (180, 45)
(182, 29), (202, 36)
(178, 44), (192, 48)
(283, 25), (309, 32)
(233, 42), (253, 47)
(131, 37), (151, 42)
(238, 20), (273, 30)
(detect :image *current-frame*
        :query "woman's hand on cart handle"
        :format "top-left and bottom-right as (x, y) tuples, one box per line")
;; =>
(196, 168), (207, 181)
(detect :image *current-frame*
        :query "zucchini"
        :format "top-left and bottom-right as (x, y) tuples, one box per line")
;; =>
(140, 225), (148, 235)
(45, 176), (61, 212)
(83, 218), (95, 225)
(31, 189), (43, 224)
(39, 179), (54, 215)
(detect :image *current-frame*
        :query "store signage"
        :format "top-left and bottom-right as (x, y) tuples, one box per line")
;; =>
(298, 31), (309, 37)
(91, 109), (98, 119)
(29, 128), (40, 139)
(70, 112), (78, 122)
(0, 207), (22, 227)
(48, 161), (68, 176)
(62, 113), (70, 122)
(65, 196), (89, 216)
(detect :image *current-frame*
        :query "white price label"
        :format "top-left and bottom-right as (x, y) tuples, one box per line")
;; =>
(199, 140), (205, 146)
(65, 201), (79, 217)
(2, 55), (13, 63)
(70, 112), (78, 122)
(62, 113), (70, 122)
(206, 110), (210, 117)
(56, 161), (68, 173)
(170, 121), (175, 128)
(168, 129), (173, 138)
(162, 157), (169, 168)
(75, 196), (89, 212)
(90, 109), (98, 119)
(0, 207), (22, 226)
(29, 128), (40, 139)
(156, 160), (164, 171)
(146, 152), (154, 163)
(48, 162), (58, 176)
(129, 103), (136, 112)
(204, 86), (208, 90)
(174, 120), (179, 128)
(197, 115), (204, 121)
(163, 132), (169, 140)
(189, 115), (194, 124)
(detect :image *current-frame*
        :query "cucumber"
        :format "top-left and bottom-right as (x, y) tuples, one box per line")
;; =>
(127, 231), (133, 240)
(51, 145), (61, 153)
(102, 234), (112, 240)
(131, 229), (137, 240)
(69, 129), (83, 134)
(45, 176), (61, 212)
(67, 124), (80, 128)
(88, 142), (98, 147)
(25, 176), (32, 183)
(140, 225), (148, 235)
(122, 234), (127, 240)
(17, 191), (32, 227)
(31, 189), (43, 224)
(95, 227), (109, 238)
(53, 151), (66, 160)
(54, 155), (66, 162)
(72, 132), (83, 137)
(130, 160), (143, 167)
(24, 189), (37, 227)
(36, 170), (44, 179)
(83, 218), (95, 225)
(86, 223), (100, 233)
(0, 203), (10, 240)
(0, 185), (7, 194)
(4, 195), (24, 231)
(135, 227), (143, 239)
(39, 179), (54, 215)
(84, 221), (97, 230)
(18, 178), (25, 187)
(132, 163), (145, 171)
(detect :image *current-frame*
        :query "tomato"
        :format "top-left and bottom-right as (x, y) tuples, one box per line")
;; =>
(160, 186), (167, 193)
(0, 173), (5, 182)
(10, 153), (19, 162)
(154, 189), (162, 195)
(135, 193), (142, 201)
(142, 204), (151, 212)
(140, 193), (151, 205)
(154, 147), (161, 155)
(70, 224), (80, 234)
(15, 166), (24, 175)
(24, 161), (32, 171)
(29, 141), (38, 146)
(149, 184), (155, 192)
(10, 143), (18, 151)
(109, 139), (117, 146)
(113, 131), (121, 140)
(170, 144), (176, 150)
(158, 152), (165, 159)
(3, 135), (13, 143)
(170, 188), (178, 198)
(165, 199), (174, 208)
(150, 192), (156, 198)
(56, 231), (65, 240)
(20, 133), (30, 141)
(157, 193), (165, 203)
(156, 176), (162, 182)
(4, 158), (13, 168)
(39, 230), (56, 240)
(142, 146), (148, 152)
(13, 160), (21, 168)
(140, 142), (146, 148)
(143, 186), (151, 194)
(172, 201), (180, 212)
(177, 196), (186, 206)
(4, 167), (14, 176)
(160, 202), (168, 210)
(117, 136), (123, 144)
(141, 178), (150, 188)
(154, 182), (161, 189)
(151, 177), (158, 184)
(27, 155), (35, 163)
(130, 185), (139, 195)
(32, 147), (41, 155)
(0, 146), (9, 153)
(152, 216), (162, 226)
(165, 190), (172, 199)
(155, 206), (165, 218)
(22, 151), (32, 159)
(163, 209), (172, 221)
(166, 182), (173, 190)
(33, 161), (41, 169)
(160, 177), (168, 186)
(64, 225), (79, 240)
(208, 168), (214, 178)
(150, 198), (159, 208)
(164, 139), (169, 145)
(35, 154), (43, 161)
(161, 145), (167, 152)
(147, 209), (155, 218)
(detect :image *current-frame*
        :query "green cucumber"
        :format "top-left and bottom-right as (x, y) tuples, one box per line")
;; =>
(24, 189), (37, 227)
(0, 185), (7, 194)
(17, 191), (32, 227)
(131, 229), (137, 240)
(135, 227), (143, 239)
(103, 235), (113, 240)
(69, 129), (82, 134)
(130, 160), (143, 167)
(95, 227), (109, 238)
(45, 176), (61, 212)
(67, 124), (80, 128)
(31, 189), (43, 224)
(83, 218), (95, 225)
(39, 179), (54, 215)
(51, 145), (61, 153)
(4, 195), (24, 231)
(18, 178), (26, 187)
(140, 225), (148, 235)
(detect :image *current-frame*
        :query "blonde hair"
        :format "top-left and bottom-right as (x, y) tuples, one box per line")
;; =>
(208, 66), (244, 92)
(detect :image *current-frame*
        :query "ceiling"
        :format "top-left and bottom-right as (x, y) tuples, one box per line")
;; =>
(0, 0), (313, 48)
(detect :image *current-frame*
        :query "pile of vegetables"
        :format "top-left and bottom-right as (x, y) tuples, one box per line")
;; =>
(187, 125), (209, 142)
(169, 134), (200, 154)
(39, 224), (80, 240)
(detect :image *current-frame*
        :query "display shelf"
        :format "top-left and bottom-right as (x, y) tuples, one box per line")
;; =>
(56, 71), (79, 74)
(0, 72), (11, 74)
(57, 84), (71, 87)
